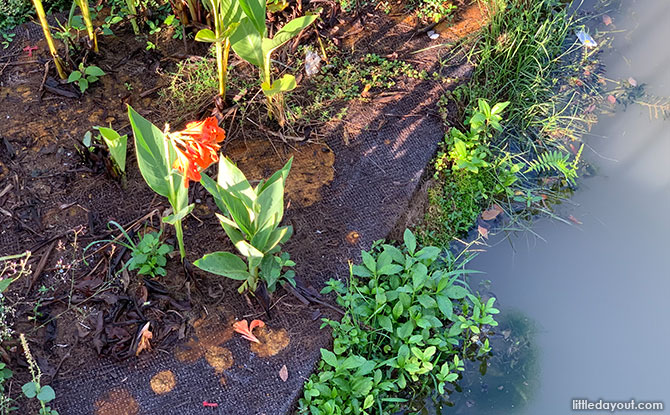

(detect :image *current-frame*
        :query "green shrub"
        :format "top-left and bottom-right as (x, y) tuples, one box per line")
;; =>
(299, 229), (498, 414)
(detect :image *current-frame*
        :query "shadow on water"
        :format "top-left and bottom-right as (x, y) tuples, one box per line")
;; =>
(435, 310), (541, 415)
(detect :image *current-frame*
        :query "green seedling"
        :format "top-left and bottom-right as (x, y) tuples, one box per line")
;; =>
(68, 63), (105, 93)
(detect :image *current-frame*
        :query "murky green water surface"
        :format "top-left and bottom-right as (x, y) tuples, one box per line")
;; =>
(444, 1), (670, 414)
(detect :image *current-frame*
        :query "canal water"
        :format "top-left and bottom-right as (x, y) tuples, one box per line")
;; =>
(445, 1), (670, 414)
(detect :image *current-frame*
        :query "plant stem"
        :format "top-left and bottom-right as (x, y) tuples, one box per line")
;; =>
(215, 40), (224, 98)
(186, 0), (199, 23)
(77, 0), (98, 52)
(175, 219), (185, 260)
(31, 0), (66, 79)
(124, 0), (140, 35)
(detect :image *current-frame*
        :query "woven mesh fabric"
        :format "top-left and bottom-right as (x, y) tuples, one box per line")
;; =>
(1, 11), (474, 415)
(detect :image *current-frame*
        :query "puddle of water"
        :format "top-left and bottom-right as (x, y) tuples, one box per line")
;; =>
(443, 1), (670, 414)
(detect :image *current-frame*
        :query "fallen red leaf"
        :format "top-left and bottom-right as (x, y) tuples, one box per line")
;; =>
(203, 401), (218, 408)
(628, 77), (637, 87)
(602, 14), (612, 26)
(607, 95), (616, 104)
(478, 225), (489, 239)
(233, 319), (265, 343)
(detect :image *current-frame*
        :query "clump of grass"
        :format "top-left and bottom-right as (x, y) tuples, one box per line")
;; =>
(290, 50), (428, 122)
(158, 55), (219, 119)
(459, 0), (591, 151)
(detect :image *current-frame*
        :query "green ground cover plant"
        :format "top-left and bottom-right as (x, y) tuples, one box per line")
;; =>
(20, 334), (58, 415)
(299, 230), (498, 414)
(422, 99), (521, 245)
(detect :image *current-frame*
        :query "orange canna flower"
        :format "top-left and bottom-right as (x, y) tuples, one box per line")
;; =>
(169, 117), (226, 187)
(233, 319), (265, 343)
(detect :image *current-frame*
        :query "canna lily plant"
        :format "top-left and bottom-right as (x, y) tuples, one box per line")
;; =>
(128, 106), (226, 260)
(230, 0), (318, 126)
(195, 0), (243, 102)
(194, 157), (296, 295)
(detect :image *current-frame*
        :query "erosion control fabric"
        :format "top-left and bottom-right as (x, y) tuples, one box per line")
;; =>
(0, 10), (477, 415)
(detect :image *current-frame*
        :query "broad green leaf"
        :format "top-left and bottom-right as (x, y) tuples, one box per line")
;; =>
(437, 294), (454, 320)
(256, 157), (292, 194)
(128, 106), (173, 198)
(363, 394), (374, 410)
(403, 229), (416, 255)
(22, 382), (37, 398)
(195, 28), (218, 43)
(230, 18), (264, 68)
(491, 101), (510, 115)
(216, 212), (239, 230)
(78, 78), (89, 92)
(255, 177), (285, 233)
(194, 251), (250, 280)
(397, 320), (414, 339)
(320, 348), (338, 367)
(96, 126), (127, 172)
(377, 315), (393, 332)
(216, 157), (255, 205)
(200, 173), (228, 214)
(222, 220), (245, 246)
(445, 285), (469, 299)
(219, 0), (243, 28)
(478, 99), (491, 117)
(264, 14), (318, 54)
(392, 301), (403, 319)
(85, 65), (105, 77)
(261, 226), (290, 252)
(361, 251), (376, 273)
(162, 203), (194, 224)
(67, 71), (82, 82)
(415, 246), (441, 262)
(341, 355), (365, 370)
(0, 278), (13, 293)
(235, 240), (264, 268)
(417, 294), (437, 309)
(261, 74), (296, 97)
(237, 0), (266, 35)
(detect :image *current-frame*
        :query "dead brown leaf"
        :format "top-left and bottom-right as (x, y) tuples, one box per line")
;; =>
(481, 204), (503, 221)
(136, 322), (152, 356)
(279, 365), (288, 382)
(602, 14), (612, 26)
(478, 225), (489, 239)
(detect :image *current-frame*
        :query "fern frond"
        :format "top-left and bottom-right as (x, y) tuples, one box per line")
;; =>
(525, 149), (578, 184)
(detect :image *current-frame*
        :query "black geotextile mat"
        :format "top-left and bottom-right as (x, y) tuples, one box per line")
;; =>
(2, 9), (475, 415)
(49, 66), (473, 415)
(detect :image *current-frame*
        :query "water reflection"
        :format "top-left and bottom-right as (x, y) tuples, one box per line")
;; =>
(441, 0), (670, 414)
(445, 310), (541, 415)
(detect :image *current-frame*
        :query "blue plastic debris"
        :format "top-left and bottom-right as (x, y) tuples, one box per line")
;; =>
(577, 30), (597, 48)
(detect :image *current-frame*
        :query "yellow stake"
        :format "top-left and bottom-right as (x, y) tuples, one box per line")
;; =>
(31, 0), (66, 79)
